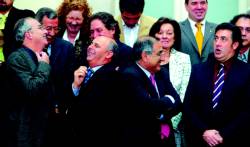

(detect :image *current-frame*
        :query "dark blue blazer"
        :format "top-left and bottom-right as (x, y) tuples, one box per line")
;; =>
(114, 40), (133, 69)
(183, 55), (250, 146)
(49, 37), (75, 111)
(119, 63), (181, 147)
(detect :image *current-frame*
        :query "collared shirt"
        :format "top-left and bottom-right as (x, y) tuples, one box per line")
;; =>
(136, 62), (160, 96)
(188, 18), (206, 36)
(47, 44), (52, 56)
(213, 57), (234, 83)
(122, 19), (140, 47)
(72, 65), (103, 96)
(238, 48), (249, 63)
(62, 30), (80, 46)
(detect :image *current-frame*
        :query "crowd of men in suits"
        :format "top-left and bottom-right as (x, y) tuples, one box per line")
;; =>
(0, 0), (250, 147)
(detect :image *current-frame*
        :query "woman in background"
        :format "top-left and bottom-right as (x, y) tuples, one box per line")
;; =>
(149, 17), (191, 147)
(57, 0), (92, 66)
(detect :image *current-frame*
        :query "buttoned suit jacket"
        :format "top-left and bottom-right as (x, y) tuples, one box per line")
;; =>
(119, 63), (181, 147)
(116, 15), (156, 44)
(183, 55), (250, 146)
(68, 63), (122, 147)
(179, 19), (216, 65)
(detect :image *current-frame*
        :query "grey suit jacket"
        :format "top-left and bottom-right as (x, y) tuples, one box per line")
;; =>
(179, 19), (216, 65)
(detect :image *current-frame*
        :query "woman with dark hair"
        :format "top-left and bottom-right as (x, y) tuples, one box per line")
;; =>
(149, 17), (191, 147)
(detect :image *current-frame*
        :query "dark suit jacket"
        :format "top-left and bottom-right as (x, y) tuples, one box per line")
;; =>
(179, 19), (217, 65)
(114, 39), (133, 69)
(68, 63), (122, 147)
(119, 63), (181, 147)
(183, 55), (250, 147)
(49, 37), (75, 112)
(6, 47), (51, 147)
(3, 7), (35, 60)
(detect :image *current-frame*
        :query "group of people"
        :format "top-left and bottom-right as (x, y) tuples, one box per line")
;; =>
(0, 0), (250, 147)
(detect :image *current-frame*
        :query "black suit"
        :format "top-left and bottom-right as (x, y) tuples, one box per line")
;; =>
(114, 40), (133, 69)
(183, 56), (250, 146)
(49, 38), (75, 112)
(43, 38), (75, 146)
(68, 63), (122, 146)
(119, 63), (181, 147)
(3, 7), (35, 60)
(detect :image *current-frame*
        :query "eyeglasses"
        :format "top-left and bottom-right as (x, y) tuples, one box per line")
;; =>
(45, 26), (60, 32)
(238, 26), (250, 33)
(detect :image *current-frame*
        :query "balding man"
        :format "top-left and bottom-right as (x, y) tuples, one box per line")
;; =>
(68, 36), (122, 146)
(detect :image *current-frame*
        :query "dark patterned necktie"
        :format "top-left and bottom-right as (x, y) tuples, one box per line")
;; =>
(212, 63), (224, 109)
(83, 68), (93, 85)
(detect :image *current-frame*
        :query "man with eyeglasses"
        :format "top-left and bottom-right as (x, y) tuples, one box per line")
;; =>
(230, 14), (250, 63)
(5, 17), (50, 147)
(35, 7), (75, 147)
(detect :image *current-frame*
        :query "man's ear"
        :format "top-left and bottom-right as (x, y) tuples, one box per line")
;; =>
(110, 27), (115, 37)
(106, 50), (114, 59)
(24, 31), (32, 40)
(232, 42), (239, 51)
(141, 51), (148, 62)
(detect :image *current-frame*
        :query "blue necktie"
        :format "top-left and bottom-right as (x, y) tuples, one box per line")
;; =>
(83, 68), (93, 85)
(212, 64), (224, 109)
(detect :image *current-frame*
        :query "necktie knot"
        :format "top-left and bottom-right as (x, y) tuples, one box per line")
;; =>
(195, 23), (202, 29)
(83, 68), (93, 85)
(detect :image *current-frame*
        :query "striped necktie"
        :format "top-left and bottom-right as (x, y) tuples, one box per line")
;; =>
(83, 68), (93, 85)
(212, 64), (224, 109)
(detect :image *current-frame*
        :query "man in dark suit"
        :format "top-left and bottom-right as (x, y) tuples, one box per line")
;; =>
(120, 36), (181, 147)
(183, 23), (250, 147)
(6, 17), (50, 147)
(230, 14), (250, 63)
(0, 0), (34, 61)
(35, 7), (75, 146)
(68, 36), (122, 146)
(179, 0), (216, 65)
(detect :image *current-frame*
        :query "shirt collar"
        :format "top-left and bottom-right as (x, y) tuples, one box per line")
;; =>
(91, 65), (103, 73)
(122, 18), (140, 27)
(188, 18), (206, 26)
(136, 62), (151, 78)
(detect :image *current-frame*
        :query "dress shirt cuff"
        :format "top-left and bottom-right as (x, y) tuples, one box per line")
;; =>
(72, 84), (80, 96)
(164, 95), (175, 103)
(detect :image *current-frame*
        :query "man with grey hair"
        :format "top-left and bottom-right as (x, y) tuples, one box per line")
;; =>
(68, 36), (123, 146)
(5, 17), (50, 147)
(35, 7), (75, 146)
(119, 36), (181, 146)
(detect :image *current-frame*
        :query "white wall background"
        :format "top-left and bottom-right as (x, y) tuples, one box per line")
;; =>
(13, 0), (250, 23)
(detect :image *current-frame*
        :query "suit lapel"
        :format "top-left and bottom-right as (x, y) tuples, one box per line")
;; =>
(181, 19), (198, 51)
(202, 22), (215, 57)
(134, 64), (159, 99)
(50, 39), (60, 66)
